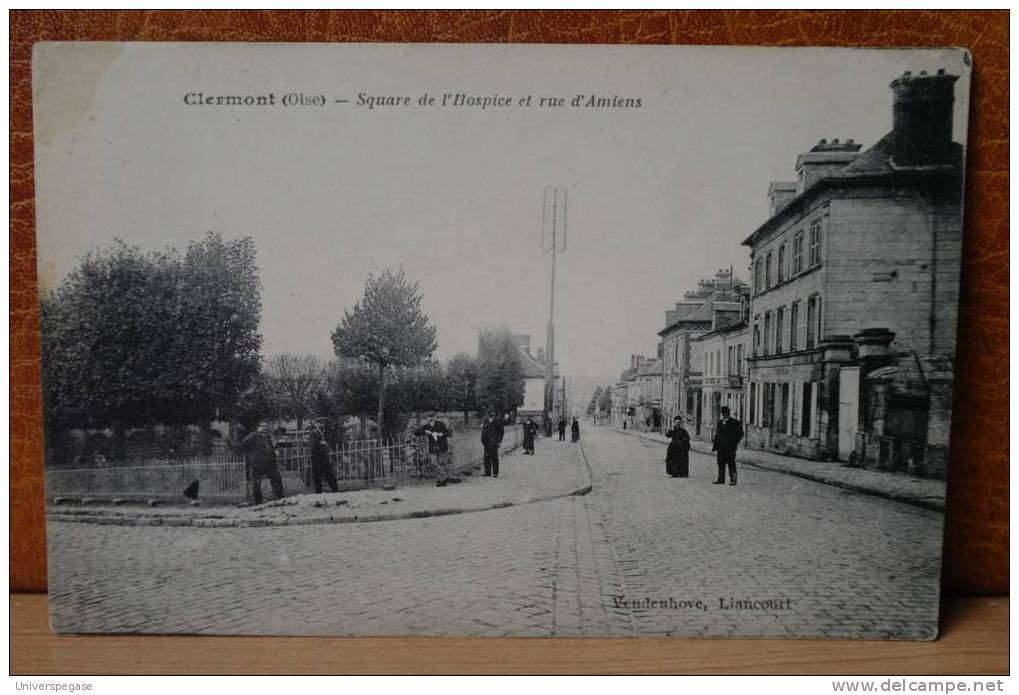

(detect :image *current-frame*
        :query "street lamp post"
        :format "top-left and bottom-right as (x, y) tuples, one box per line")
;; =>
(541, 186), (567, 436)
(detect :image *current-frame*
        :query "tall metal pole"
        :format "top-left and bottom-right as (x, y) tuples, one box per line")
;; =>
(542, 186), (567, 435)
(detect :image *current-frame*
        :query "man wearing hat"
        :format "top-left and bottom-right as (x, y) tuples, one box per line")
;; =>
(415, 414), (452, 487)
(711, 406), (744, 486)
(480, 410), (505, 478)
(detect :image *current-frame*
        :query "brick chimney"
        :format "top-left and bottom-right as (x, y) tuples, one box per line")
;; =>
(795, 139), (862, 194)
(890, 69), (958, 167)
(513, 334), (531, 357)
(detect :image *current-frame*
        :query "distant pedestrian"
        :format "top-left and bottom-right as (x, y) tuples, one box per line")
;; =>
(557, 417), (567, 441)
(712, 406), (744, 486)
(570, 417), (580, 442)
(415, 415), (452, 487)
(481, 411), (505, 478)
(522, 416), (539, 455)
(240, 422), (284, 504)
(665, 416), (691, 478)
(308, 423), (339, 494)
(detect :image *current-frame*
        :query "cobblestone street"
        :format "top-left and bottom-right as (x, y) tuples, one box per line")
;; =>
(48, 426), (943, 638)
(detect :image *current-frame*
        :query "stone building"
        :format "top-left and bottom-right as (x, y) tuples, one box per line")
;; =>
(631, 357), (663, 431)
(742, 69), (963, 477)
(513, 335), (550, 421)
(658, 289), (743, 437)
(692, 314), (750, 444)
(610, 381), (629, 429)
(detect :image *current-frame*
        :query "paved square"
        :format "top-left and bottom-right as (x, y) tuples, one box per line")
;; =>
(47, 427), (942, 638)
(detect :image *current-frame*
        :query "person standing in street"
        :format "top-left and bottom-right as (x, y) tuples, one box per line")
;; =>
(308, 422), (339, 494)
(481, 411), (505, 477)
(570, 417), (580, 442)
(665, 415), (691, 478)
(557, 417), (567, 441)
(240, 421), (284, 504)
(522, 416), (539, 455)
(415, 415), (452, 487)
(711, 406), (744, 485)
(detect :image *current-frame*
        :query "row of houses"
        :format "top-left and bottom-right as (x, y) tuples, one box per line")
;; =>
(606, 68), (963, 480)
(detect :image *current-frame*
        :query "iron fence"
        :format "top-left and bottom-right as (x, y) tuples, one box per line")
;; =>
(46, 424), (523, 504)
(45, 458), (248, 502)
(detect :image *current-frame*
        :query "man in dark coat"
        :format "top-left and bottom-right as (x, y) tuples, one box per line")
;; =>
(522, 416), (538, 455)
(711, 406), (744, 485)
(415, 416), (452, 486)
(481, 411), (505, 477)
(557, 417), (567, 441)
(308, 424), (339, 494)
(240, 422), (284, 504)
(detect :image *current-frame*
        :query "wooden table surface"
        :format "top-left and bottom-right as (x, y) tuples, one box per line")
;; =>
(11, 593), (1008, 675)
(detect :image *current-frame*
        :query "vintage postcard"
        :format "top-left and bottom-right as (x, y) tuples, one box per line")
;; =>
(34, 43), (970, 638)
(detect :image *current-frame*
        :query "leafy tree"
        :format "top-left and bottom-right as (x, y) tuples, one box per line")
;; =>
(177, 233), (263, 448)
(307, 359), (374, 440)
(395, 360), (447, 423)
(587, 386), (603, 417)
(597, 385), (613, 415)
(39, 241), (183, 458)
(39, 233), (264, 459)
(446, 353), (479, 426)
(475, 326), (525, 416)
(331, 268), (437, 437)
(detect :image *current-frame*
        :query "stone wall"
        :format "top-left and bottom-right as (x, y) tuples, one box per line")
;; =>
(825, 193), (962, 356)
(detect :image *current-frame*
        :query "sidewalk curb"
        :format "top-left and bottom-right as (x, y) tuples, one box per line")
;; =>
(45, 447), (595, 529)
(45, 484), (594, 528)
(601, 425), (944, 512)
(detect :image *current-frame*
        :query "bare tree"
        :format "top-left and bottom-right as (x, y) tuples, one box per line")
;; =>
(262, 353), (326, 430)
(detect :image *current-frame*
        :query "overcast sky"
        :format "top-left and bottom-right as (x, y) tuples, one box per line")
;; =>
(35, 43), (970, 382)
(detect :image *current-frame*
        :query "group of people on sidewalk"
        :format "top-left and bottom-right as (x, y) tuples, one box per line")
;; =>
(664, 406), (744, 486)
(522, 414), (580, 454)
(417, 410), (511, 483)
(236, 409), (582, 502)
(556, 417), (581, 442)
(236, 421), (341, 504)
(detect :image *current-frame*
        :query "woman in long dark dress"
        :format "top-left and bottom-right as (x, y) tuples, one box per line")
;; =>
(665, 416), (691, 477)
(570, 417), (580, 442)
(522, 417), (538, 455)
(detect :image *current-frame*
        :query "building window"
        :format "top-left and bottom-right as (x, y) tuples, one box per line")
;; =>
(754, 258), (763, 295)
(763, 312), (772, 356)
(736, 343), (744, 374)
(775, 306), (784, 355)
(790, 301), (799, 352)
(809, 221), (822, 267)
(801, 382), (813, 437)
(792, 231), (804, 275)
(815, 296), (822, 344)
(777, 244), (785, 283)
(749, 382), (756, 424)
(765, 252), (773, 289)
(806, 296), (817, 349)
(753, 317), (760, 357)
(762, 383), (773, 429)
(780, 383), (790, 433)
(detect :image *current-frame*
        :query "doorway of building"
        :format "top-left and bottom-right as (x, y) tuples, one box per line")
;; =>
(837, 366), (860, 461)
